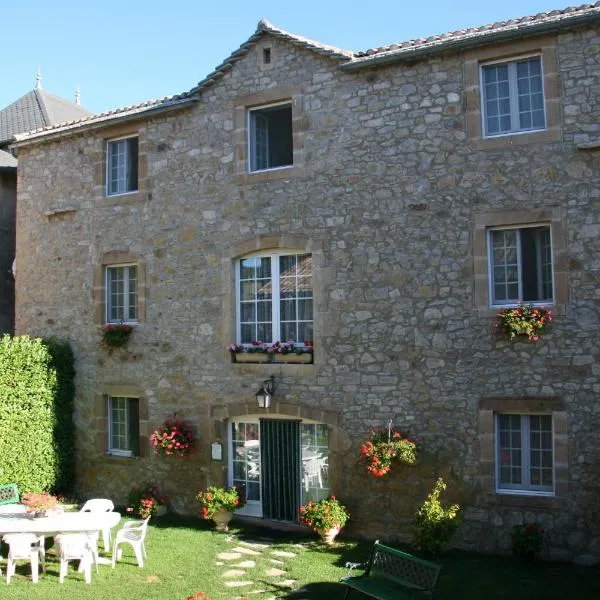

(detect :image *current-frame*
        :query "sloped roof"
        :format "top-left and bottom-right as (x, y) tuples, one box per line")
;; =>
(0, 88), (90, 145)
(0, 149), (17, 169)
(10, 3), (600, 146)
(347, 2), (600, 68)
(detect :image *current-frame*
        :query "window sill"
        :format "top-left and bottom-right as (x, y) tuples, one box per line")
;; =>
(104, 452), (139, 462)
(471, 126), (561, 150)
(494, 493), (558, 509)
(236, 164), (303, 185)
(232, 353), (313, 364)
(97, 191), (146, 207)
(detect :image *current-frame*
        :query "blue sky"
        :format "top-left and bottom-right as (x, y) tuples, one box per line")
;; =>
(1, 0), (563, 114)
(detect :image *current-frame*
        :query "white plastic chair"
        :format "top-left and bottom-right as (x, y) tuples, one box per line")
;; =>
(80, 498), (114, 551)
(112, 518), (150, 568)
(3, 533), (45, 584)
(54, 533), (95, 584)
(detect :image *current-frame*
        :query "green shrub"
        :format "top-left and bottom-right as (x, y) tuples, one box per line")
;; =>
(0, 335), (75, 494)
(414, 477), (460, 557)
(512, 522), (544, 560)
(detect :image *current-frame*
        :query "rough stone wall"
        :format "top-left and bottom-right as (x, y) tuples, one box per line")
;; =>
(14, 25), (600, 559)
(0, 169), (15, 334)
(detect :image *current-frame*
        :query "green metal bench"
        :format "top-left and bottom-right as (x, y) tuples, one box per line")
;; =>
(0, 484), (20, 506)
(340, 540), (441, 600)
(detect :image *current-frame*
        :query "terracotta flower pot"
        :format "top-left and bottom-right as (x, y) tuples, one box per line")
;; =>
(212, 509), (233, 531)
(317, 526), (340, 545)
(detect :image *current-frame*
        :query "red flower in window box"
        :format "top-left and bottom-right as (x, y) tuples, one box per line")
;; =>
(496, 304), (552, 341)
(100, 322), (133, 349)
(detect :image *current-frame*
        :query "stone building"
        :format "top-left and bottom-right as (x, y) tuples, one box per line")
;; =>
(0, 78), (89, 334)
(11, 4), (600, 558)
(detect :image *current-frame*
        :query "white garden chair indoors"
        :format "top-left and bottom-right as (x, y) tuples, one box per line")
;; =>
(54, 533), (96, 584)
(3, 533), (45, 584)
(112, 518), (150, 568)
(80, 498), (114, 551)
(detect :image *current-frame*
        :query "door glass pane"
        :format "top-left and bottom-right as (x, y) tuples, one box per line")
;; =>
(231, 422), (261, 508)
(301, 424), (329, 503)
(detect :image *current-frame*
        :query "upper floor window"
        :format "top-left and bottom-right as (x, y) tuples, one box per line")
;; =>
(488, 225), (553, 306)
(481, 56), (545, 137)
(106, 136), (138, 196)
(496, 413), (553, 494)
(237, 253), (312, 344)
(248, 103), (293, 172)
(105, 265), (137, 323)
(108, 396), (139, 457)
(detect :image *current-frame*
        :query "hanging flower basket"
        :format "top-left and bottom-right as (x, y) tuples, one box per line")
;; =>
(149, 415), (195, 457)
(496, 304), (552, 342)
(100, 322), (133, 349)
(360, 427), (418, 477)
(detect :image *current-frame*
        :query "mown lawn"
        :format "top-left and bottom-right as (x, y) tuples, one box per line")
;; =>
(1, 513), (599, 599)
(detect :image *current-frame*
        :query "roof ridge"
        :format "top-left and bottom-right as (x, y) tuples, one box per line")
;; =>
(33, 89), (51, 128)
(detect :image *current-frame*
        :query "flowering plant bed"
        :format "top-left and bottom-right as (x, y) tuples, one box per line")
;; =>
(299, 495), (349, 532)
(127, 484), (168, 519)
(196, 486), (245, 519)
(496, 304), (552, 341)
(512, 522), (544, 559)
(21, 491), (59, 513)
(150, 415), (195, 457)
(229, 340), (313, 363)
(100, 322), (133, 349)
(360, 427), (418, 477)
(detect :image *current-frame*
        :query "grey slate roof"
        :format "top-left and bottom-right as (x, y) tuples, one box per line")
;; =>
(0, 149), (17, 169)
(10, 2), (600, 145)
(0, 88), (89, 145)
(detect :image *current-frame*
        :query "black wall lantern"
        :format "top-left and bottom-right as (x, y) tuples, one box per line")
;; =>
(255, 375), (275, 409)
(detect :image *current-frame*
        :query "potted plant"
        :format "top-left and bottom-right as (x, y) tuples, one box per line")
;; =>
(127, 484), (168, 519)
(360, 426), (418, 477)
(21, 491), (61, 517)
(512, 522), (544, 560)
(299, 495), (349, 544)
(496, 304), (552, 341)
(100, 322), (133, 349)
(197, 486), (245, 531)
(149, 414), (195, 457)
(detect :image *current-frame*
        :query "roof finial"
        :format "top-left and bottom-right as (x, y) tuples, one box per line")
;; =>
(75, 85), (80, 105)
(35, 67), (42, 89)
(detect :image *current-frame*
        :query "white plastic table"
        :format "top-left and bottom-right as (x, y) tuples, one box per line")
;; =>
(0, 511), (121, 565)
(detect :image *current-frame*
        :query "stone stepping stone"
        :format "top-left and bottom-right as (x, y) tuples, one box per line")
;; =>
(217, 552), (243, 560)
(265, 567), (286, 577)
(215, 561), (224, 566)
(234, 560), (257, 568)
(232, 546), (261, 555)
(224, 581), (254, 588)
(240, 540), (271, 549)
(271, 550), (297, 558)
(223, 569), (247, 578)
(278, 579), (296, 588)
(269, 558), (285, 565)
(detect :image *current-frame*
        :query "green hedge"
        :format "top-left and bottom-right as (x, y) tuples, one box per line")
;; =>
(0, 336), (75, 494)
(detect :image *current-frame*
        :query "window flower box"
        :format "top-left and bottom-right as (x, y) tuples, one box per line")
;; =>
(229, 340), (313, 364)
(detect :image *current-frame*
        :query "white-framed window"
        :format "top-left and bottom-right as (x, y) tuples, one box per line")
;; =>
(496, 414), (553, 495)
(236, 252), (312, 345)
(105, 265), (138, 323)
(488, 225), (553, 306)
(106, 136), (138, 196)
(481, 56), (546, 137)
(248, 102), (293, 172)
(108, 396), (139, 457)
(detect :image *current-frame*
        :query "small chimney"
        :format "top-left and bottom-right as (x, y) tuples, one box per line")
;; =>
(35, 67), (42, 90)
(75, 85), (80, 105)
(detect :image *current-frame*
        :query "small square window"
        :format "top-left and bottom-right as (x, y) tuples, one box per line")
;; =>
(496, 413), (553, 494)
(106, 137), (138, 196)
(488, 225), (553, 306)
(481, 56), (546, 137)
(105, 265), (138, 323)
(248, 103), (293, 172)
(108, 396), (139, 457)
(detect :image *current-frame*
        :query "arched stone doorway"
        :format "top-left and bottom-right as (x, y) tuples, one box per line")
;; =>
(210, 401), (344, 523)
